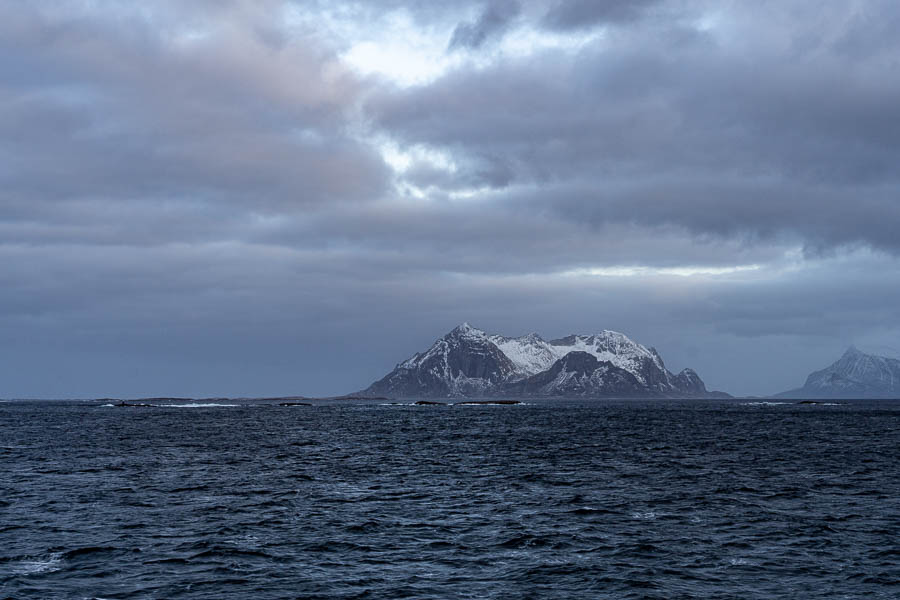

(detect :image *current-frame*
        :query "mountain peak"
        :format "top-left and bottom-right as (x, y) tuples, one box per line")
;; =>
(448, 322), (484, 337)
(519, 332), (544, 342)
(776, 345), (900, 399)
(843, 345), (862, 358)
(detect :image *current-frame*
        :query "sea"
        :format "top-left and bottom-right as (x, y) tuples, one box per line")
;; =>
(1, 398), (898, 599)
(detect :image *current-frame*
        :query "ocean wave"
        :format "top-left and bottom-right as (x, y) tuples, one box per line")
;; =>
(741, 402), (790, 406)
(162, 403), (240, 408)
(10, 553), (63, 575)
(5, 398), (899, 599)
(631, 511), (658, 520)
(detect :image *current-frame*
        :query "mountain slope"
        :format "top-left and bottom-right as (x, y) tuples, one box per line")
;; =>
(362, 323), (723, 399)
(365, 323), (517, 397)
(501, 351), (643, 397)
(776, 346), (900, 399)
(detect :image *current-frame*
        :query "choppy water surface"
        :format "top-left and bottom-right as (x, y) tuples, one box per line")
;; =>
(2, 399), (899, 599)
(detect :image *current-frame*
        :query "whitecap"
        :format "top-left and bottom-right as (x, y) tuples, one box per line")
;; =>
(12, 552), (63, 575)
(163, 403), (239, 408)
(631, 511), (657, 520)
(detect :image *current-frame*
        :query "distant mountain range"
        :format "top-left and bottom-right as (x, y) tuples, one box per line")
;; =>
(359, 323), (728, 399)
(776, 346), (900, 399)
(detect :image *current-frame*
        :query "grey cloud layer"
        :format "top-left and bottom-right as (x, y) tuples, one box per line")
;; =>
(1, 1), (899, 397)
(370, 1), (900, 253)
(1, 3), (388, 216)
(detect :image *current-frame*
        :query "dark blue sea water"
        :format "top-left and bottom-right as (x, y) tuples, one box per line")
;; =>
(1, 399), (899, 599)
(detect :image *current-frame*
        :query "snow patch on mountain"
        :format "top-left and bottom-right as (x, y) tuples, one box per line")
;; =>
(546, 332), (666, 385)
(488, 330), (667, 385)
(488, 332), (558, 378)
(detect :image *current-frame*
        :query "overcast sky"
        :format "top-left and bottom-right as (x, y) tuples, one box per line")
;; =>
(2, 0), (899, 398)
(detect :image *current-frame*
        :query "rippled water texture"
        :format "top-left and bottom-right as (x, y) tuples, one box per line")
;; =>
(2, 400), (899, 599)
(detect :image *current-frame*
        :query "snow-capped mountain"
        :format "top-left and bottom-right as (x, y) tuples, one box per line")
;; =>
(362, 323), (724, 398)
(776, 346), (900, 399)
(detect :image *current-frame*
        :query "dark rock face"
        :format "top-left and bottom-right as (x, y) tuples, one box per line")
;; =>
(673, 368), (707, 395)
(502, 352), (642, 397)
(360, 323), (723, 399)
(548, 336), (673, 393)
(777, 346), (900, 399)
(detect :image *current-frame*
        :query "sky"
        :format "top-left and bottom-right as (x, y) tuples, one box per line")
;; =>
(2, 0), (899, 398)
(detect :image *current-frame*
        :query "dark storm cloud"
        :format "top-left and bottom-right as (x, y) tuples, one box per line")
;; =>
(541, 0), (663, 30)
(312, 0), (662, 35)
(267, 200), (780, 275)
(448, 1), (520, 51)
(511, 178), (900, 256)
